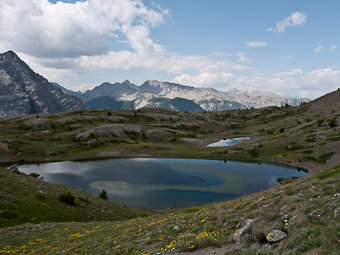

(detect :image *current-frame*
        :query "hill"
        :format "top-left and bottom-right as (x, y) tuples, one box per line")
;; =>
(0, 167), (150, 227)
(0, 164), (338, 254)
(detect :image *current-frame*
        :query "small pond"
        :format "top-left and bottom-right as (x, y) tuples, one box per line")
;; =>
(207, 137), (251, 147)
(19, 158), (306, 209)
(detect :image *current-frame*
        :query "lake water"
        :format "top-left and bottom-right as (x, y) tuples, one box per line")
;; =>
(207, 137), (251, 147)
(19, 158), (306, 209)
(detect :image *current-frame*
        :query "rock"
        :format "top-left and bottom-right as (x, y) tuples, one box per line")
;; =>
(266, 229), (287, 243)
(173, 225), (180, 231)
(232, 218), (257, 243)
(7, 164), (20, 174)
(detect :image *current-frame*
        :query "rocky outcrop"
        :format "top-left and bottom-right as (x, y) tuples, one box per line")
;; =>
(266, 229), (287, 243)
(232, 218), (258, 243)
(0, 50), (83, 119)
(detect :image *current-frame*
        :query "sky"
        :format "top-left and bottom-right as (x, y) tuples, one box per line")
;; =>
(0, 0), (340, 98)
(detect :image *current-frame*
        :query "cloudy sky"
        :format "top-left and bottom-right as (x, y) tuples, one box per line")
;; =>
(0, 0), (340, 98)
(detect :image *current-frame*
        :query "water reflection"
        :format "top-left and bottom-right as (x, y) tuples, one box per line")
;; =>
(19, 158), (306, 209)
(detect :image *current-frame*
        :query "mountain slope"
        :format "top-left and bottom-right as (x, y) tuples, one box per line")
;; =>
(0, 51), (83, 119)
(59, 79), (309, 112)
(142, 97), (204, 112)
(140, 80), (310, 108)
(84, 96), (134, 110)
(82, 80), (139, 102)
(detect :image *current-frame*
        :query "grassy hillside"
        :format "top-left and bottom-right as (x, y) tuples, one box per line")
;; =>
(0, 167), (151, 227)
(0, 165), (338, 254)
(0, 90), (339, 254)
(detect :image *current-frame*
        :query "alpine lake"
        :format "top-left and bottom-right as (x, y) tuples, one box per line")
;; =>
(19, 158), (306, 209)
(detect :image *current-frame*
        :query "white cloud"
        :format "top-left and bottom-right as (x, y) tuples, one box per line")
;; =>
(0, 0), (248, 87)
(172, 67), (340, 99)
(0, 0), (166, 58)
(246, 41), (267, 48)
(1, 1), (336, 99)
(267, 12), (306, 33)
(172, 72), (235, 87)
(313, 45), (323, 53)
(329, 45), (337, 52)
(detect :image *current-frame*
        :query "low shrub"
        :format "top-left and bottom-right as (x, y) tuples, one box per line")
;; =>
(317, 152), (334, 164)
(59, 192), (75, 206)
(328, 118), (337, 128)
(79, 196), (89, 203)
(248, 148), (259, 157)
(99, 189), (108, 200)
(35, 193), (47, 201)
(29, 172), (40, 178)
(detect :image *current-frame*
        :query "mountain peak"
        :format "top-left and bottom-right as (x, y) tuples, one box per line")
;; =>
(2, 50), (17, 57)
(122, 80), (132, 85)
(145, 80), (162, 87)
(0, 51), (83, 119)
(227, 88), (243, 94)
(0, 50), (25, 65)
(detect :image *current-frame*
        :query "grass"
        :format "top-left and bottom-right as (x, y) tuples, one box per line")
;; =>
(0, 90), (339, 254)
(0, 165), (338, 254)
(0, 168), (151, 227)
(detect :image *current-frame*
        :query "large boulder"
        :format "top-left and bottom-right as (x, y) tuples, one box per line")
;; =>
(232, 218), (257, 243)
(266, 229), (287, 243)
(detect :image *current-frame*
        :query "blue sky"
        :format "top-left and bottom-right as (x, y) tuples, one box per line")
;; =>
(1, 0), (340, 98)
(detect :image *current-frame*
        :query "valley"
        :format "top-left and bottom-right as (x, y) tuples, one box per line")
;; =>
(0, 51), (339, 255)
(0, 88), (339, 254)
(0, 1), (339, 254)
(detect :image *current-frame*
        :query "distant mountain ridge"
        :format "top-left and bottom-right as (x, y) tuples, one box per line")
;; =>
(58, 80), (309, 112)
(0, 50), (310, 118)
(0, 51), (83, 119)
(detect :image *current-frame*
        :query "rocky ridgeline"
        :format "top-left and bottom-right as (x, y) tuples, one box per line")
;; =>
(0, 50), (310, 118)
(73, 79), (310, 112)
(0, 51), (83, 119)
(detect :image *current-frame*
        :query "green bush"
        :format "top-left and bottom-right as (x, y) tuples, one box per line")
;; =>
(35, 193), (47, 201)
(0, 211), (19, 219)
(328, 118), (337, 128)
(29, 172), (40, 178)
(99, 189), (108, 200)
(59, 192), (75, 206)
(317, 152), (334, 164)
(247, 148), (259, 157)
(79, 196), (89, 203)
(305, 137), (316, 143)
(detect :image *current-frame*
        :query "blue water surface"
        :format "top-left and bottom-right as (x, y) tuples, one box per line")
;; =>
(19, 158), (306, 209)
